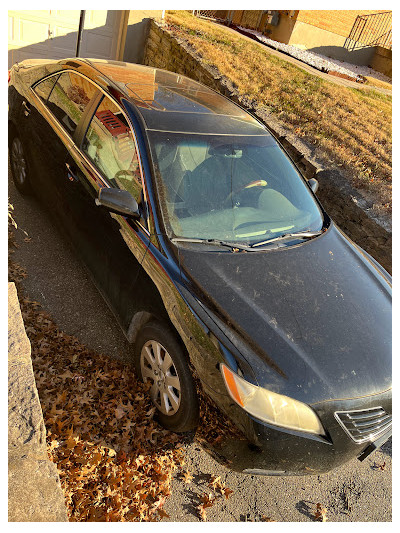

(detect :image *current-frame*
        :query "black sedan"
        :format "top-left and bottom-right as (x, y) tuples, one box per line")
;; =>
(8, 58), (392, 475)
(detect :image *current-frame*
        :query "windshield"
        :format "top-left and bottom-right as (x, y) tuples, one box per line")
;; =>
(148, 131), (324, 245)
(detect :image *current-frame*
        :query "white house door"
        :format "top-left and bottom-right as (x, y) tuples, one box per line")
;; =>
(8, 10), (126, 68)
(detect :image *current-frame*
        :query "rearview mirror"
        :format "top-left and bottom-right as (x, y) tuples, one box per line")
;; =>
(308, 178), (319, 194)
(95, 188), (140, 218)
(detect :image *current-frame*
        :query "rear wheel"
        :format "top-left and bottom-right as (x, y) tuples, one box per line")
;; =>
(134, 321), (199, 432)
(9, 134), (32, 195)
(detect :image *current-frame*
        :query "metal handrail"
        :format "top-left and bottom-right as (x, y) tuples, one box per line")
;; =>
(346, 11), (392, 50)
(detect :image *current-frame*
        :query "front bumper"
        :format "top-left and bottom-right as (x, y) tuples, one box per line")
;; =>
(202, 383), (392, 475)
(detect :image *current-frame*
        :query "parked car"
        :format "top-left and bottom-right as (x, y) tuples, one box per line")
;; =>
(8, 58), (392, 475)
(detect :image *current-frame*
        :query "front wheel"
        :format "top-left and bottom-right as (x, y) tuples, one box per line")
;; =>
(9, 134), (33, 195)
(133, 321), (199, 432)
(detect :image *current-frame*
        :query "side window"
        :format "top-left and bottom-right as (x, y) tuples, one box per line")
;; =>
(82, 95), (144, 206)
(33, 74), (59, 102)
(46, 72), (96, 136)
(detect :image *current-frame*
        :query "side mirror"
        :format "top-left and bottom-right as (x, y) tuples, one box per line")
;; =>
(95, 188), (140, 218)
(308, 178), (319, 194)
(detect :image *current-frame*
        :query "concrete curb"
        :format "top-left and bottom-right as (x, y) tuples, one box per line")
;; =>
(8, 282), (68, 522)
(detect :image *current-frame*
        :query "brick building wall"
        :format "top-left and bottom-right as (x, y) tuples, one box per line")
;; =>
(296, 10), (385, 38)
(227, 10), (391, 45)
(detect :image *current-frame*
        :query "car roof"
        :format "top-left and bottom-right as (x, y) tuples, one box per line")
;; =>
(85, 59), (269, 136)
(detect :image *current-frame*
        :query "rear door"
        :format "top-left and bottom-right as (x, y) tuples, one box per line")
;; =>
(28, 70), (99, 215)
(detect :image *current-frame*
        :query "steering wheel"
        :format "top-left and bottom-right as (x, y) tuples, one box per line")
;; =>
(223, 179), (268, 207)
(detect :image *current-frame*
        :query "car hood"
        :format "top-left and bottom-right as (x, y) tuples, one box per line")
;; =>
(177, 225), (392, 404)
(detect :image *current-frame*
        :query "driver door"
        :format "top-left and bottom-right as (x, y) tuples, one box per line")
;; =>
(60, 92), (151, 331)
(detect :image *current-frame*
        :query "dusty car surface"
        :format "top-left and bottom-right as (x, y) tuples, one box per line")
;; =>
(8, 58), (392, 475)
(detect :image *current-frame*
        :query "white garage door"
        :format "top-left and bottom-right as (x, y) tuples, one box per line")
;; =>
(8, 10), (126, 68)
(79, 11), (125, 60)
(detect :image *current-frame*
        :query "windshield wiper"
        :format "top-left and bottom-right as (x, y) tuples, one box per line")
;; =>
(170, 237), (252, 251)
(251, 230), (324, 248)
(171, 230), (324, 251)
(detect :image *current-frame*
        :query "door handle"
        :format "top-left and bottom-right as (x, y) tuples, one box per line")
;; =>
(65, 163), (79, 182)
(22, 101), (31, 116)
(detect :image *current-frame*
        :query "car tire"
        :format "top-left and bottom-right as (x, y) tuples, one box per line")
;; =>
(9, 132), (33, 195)
(133, 321), (199, 432)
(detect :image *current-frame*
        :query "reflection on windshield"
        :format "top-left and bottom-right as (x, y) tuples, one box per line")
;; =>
(149, 132), (323, 244)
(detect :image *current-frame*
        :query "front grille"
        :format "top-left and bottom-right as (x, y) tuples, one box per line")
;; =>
(335, 407), (392, 443)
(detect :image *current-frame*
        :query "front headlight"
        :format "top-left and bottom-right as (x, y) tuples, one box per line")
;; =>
(221, 364), (325, 436)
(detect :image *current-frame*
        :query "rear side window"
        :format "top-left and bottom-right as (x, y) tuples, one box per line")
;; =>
(82, 95), (143, 204)
(46, 72), (96, 136)
(33, 75), (59, 102)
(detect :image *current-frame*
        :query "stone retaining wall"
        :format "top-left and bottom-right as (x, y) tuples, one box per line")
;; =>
(143, 20), (391, 273)
(8, 282), (68, 522)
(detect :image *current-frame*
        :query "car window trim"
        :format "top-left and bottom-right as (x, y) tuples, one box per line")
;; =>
(30, 70), (151, 235)
(32, 72), (61, 103)
(74, 91), (103, 145)
(31, 70), (98, 144)
(80, 92), (150, 234)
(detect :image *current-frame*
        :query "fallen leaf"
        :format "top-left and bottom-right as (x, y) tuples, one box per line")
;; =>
(48, 439), (60, 452)
(221, 487), (234, 499)
(181, 471), (194, 484)
(314, 503), (328, 522)
(65, 434), (79, 450)
(200, 492), (215, 509)
(373, 461), (386, 471)
(115, 404), (126, 420)
(157, 508), (170, 519)
(209, 475), (222, 490)
(58, 370), (73, 380)
(197, 505), (208, 521)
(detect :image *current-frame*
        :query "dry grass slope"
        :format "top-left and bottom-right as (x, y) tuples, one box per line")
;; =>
(166, 11), (392, 211)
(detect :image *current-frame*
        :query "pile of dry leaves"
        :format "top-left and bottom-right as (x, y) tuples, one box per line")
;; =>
(9, 227), (240, 522)
(13, 282), (184, 520)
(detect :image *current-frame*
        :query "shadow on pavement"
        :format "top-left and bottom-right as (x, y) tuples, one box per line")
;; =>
(295, 500), (316, 520)
(380, 437), (392, 458)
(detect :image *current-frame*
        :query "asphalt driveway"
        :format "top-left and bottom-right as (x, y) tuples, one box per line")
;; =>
(8, 161), (392, 522)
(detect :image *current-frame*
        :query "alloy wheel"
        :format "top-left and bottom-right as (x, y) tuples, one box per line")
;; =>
(11, 137), (27, 186)
(140, 340), (181, 416)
